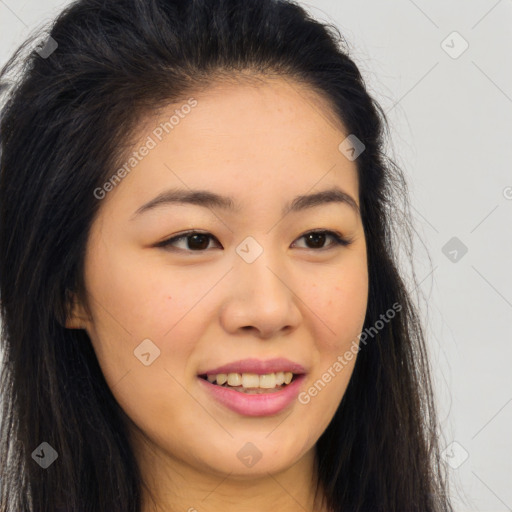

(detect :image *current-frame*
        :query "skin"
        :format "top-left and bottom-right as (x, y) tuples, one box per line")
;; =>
(67, 76), (368, 512)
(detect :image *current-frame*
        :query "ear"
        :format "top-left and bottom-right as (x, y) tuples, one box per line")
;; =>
(64, 290), (90, 329)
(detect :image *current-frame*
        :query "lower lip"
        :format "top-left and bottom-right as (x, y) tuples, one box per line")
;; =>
(197, 375), (306, 417)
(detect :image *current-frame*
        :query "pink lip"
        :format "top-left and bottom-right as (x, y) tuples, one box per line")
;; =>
(197, 374), (306, 417)
(198, 357), (306, 376)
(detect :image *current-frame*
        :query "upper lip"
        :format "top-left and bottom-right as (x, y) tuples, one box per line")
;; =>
(198, 358), (307, 376)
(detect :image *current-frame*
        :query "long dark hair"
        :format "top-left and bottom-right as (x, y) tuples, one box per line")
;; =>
(0, 0), (452, 510)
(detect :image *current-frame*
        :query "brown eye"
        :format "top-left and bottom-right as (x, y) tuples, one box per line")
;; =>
(304, 232), (328, 249)
(183, 233), (212, 250)
(293, 230), (352, 250)
(157, 229), (352, 253)
(157, 231), (221, 252)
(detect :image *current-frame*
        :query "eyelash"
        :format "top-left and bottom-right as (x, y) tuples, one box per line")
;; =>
(156, 229), (353, 253)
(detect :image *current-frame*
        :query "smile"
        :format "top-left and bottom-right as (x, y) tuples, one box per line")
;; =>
(198, 371), (296, 393)
(197, 372), (306, 416)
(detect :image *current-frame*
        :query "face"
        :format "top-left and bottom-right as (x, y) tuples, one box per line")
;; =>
(68, 77), (368, 488)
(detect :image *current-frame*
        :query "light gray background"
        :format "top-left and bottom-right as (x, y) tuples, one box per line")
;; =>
(1, 1), (511, 511)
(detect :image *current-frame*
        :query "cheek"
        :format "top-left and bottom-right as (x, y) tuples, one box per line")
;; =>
(305, 260), (368, 351)
(297, 270), (367, 429)
(85, 241), (215, 340)
(333, 276), (368, 343)
(82, 262), (203, 442)
(84, 247), (233, 414)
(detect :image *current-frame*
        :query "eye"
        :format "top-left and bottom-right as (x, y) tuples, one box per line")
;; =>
(156, 229), (353, 253)
(156, 231), (221, 251)
(291, 229), (353, 250)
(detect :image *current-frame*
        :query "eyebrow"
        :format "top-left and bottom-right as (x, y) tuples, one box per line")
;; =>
(131, 186), (360, 219)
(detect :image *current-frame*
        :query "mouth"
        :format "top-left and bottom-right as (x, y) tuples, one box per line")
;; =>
(196, 358), (307, 415)
(198, 371), (300, 394)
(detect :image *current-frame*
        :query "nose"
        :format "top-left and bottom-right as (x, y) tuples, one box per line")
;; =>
(219, 248), (302, 339)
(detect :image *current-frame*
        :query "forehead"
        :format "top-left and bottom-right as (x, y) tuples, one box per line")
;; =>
(100, 77), (359, 215)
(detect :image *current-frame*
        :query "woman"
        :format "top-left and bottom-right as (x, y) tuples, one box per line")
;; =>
(0, 0), (453, 511)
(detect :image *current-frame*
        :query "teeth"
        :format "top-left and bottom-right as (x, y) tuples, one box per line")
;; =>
(216, 373), (227, 385)
(259, 373), (276, 388)
(204, 371), (295, 388)
(227, 373), (242, 386)
(241, 373), (260, 388)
